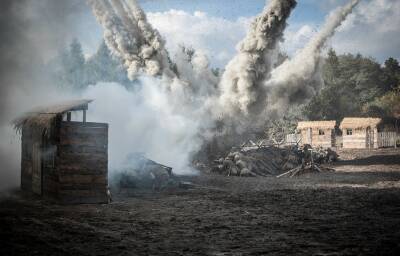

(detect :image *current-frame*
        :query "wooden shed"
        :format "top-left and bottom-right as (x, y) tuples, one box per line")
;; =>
(297, 121), (336, 148)
(14, 100), (109, 204)
(340, 117), (382, 149)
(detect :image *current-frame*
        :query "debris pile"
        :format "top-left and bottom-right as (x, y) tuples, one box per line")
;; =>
(311, 147), (339, 164)
(113, 153), (178, 192)
(210, 143), (338, 177)
(211, 145), (302, 177)
(276, 144), (337, 177)
(277, 163), (335, 178)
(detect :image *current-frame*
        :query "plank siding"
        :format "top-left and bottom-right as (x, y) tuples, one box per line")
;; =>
(20, 128), (33, 192)
(298, 128), (335, 148)
(57, 121), (108, 204)
(343, 129), (368, 149)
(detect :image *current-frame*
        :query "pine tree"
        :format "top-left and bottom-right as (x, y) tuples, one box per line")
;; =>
(61, 38), (87, 90)
(86, 40), (132, 87)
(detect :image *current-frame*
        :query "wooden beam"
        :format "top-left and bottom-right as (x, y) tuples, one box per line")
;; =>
(69, 103), (89, 112)
(67, 112), (71, 122)
(83, 110), (86, 123)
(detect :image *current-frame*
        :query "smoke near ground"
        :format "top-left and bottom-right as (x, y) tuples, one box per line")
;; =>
(85, 0), (361, 169)
(0, 0), (89, 191)
(82, 80), (205, 174)
(0, 0), (361, 190)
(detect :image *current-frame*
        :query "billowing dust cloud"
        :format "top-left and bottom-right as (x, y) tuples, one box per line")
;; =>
(87, 0), (360, 135)
(0, 0), (89, 191)
(0, 0), (360, 190)
(264, 0), (361, 116)
(218, 0), (297, 118)
(87, 0), (175, 80)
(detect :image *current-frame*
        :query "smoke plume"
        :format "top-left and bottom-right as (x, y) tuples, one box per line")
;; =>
(87, 0), (175, 81)
(218, 0), (297, 117)
(0, 0), (89, 191)
(264, 0), (360, 116)
(0, 0), (361, 191)
(81, 80), (207, 174)
(88, 0), (361, 164)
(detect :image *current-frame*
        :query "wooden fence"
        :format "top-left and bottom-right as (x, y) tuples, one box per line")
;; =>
(377, 132), (399, 148)
(286, 134), (301, 145)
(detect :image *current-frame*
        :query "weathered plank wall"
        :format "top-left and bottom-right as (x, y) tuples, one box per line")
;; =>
(299, 128), (335, 148)
(343, 128), (367, 149)
(312, 128), (334, 148)
(57, 121), (108, 204)
(20, 127), (33, 192)
(41, 143), (58, 198)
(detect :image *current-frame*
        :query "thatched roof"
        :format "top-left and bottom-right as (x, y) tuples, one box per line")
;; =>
(13, 99), (93, 135)
(297, 120), (336, 130)
(340, 117), (382, 129)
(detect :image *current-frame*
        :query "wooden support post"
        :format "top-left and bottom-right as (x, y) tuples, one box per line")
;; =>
(83, 110), (87, 123)
(67, 112), (71, 122)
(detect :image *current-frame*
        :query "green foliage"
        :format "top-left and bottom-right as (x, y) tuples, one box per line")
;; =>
(211, 67), (220, 77)
(49, 39), (134, 91)
(63, 39), (86, 90)
(364, 89), (400, 118)
(265, 107), (304, 141)
(303, 49), (398, 121)
(382, 57), (400, 90)
(85, 41), (132, 87)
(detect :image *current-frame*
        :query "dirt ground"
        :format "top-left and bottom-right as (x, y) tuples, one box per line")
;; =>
(1, 149), (400, 255)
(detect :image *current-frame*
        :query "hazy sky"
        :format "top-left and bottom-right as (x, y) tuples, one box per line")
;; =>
(57, 0), (400, 66)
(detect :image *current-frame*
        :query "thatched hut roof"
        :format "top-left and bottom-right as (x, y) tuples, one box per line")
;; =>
(297, 120), (336, 130)
(340, 117), (382, 129)
(13, 99), (93, 136)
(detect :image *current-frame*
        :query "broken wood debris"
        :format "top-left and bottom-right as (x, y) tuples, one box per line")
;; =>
(277, 164), (335, 178)
(113, 153), (178, 192)
(210, 143), (338, 178)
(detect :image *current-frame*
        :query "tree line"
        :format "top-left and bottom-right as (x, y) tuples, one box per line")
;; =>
(303, 49), (400, 121)
(48, 39), (133, 90)
(51, 39), (400, 122)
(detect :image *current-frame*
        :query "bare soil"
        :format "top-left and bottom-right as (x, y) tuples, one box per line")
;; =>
(1, 149), (400, 255)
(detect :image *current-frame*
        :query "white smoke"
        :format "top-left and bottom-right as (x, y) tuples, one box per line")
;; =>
(85, 0), (360, 170)
(87, 0), (174, 80)
(82, 80), (208, 174)
(264, 0), (360, 115)
(218, 0), (297, 117)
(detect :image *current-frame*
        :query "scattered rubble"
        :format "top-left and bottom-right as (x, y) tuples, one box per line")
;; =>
(277, 163), (335, 178)
(209, 142), (338, 178)
(310, 146), (339, 164)
(113, 153), (179, 192)
(210, 145), (302, 177)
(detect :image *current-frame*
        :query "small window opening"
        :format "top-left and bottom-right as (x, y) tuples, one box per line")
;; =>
(319, 129), (325, 135)
(346, 129), (353, 135)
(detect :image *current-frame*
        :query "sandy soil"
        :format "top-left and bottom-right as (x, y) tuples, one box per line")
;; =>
(1, 149), (400, 255)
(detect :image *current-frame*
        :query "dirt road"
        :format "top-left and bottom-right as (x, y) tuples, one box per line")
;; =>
(1, 149), (400, 255)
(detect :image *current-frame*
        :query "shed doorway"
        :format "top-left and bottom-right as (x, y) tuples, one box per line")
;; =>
(306, 128), (312, 145)
(31, 142), (42, 195)
(366, 126), (374, 149)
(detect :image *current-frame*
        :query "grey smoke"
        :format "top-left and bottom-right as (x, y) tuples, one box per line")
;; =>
(87, 0), (175, 80)
(0, 0), (361, 191)
(0, 0), (90, 191)
(88, 0), (361, 150)
(264, 0), (360, 116)
(218, 0), (297, 117)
